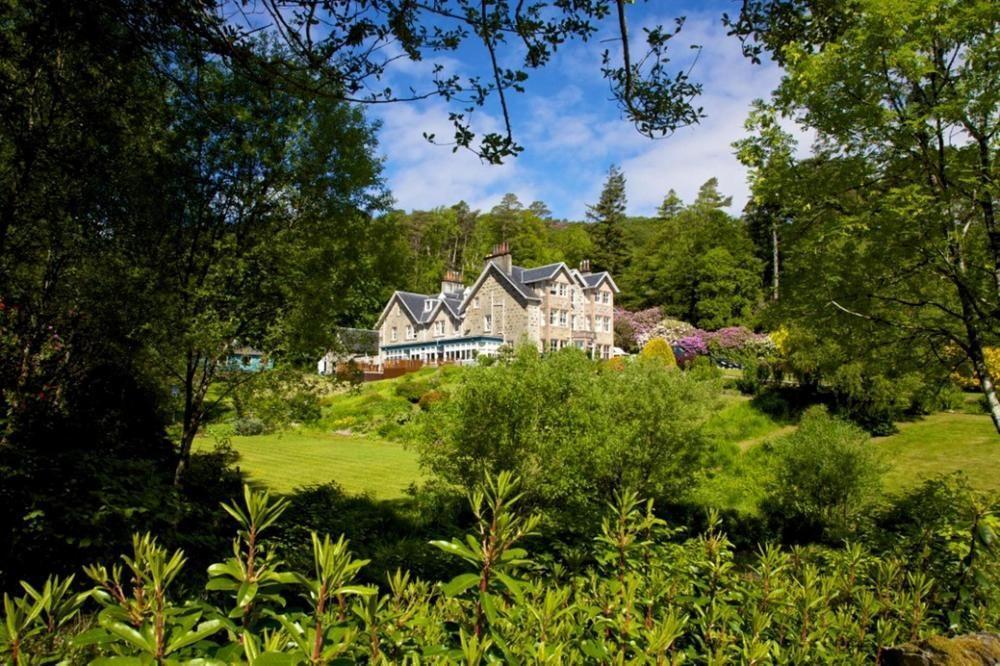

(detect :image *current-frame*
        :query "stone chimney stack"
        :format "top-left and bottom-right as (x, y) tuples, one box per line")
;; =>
(441, 270), (464, 294)
(485, 242), (513, 274)
(579, 259), (592, 275)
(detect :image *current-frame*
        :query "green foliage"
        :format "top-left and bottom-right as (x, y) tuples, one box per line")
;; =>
(4, 477), (997, 663)
(639, 338), (678, 368)
(417, 347), (721, 536)
(230, 369), (325, 433)
(736, 0), (1000, 433)
(622, 193), (763, 326)
(766, 407), (887, 538)
(587, 165), (630, 275)
(233, 417), (267, 437)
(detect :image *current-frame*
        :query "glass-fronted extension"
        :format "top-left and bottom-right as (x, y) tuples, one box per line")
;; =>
(381, 335), (505, 364)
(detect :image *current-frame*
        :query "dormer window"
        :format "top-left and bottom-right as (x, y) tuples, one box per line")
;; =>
(424, 299), (434, 312)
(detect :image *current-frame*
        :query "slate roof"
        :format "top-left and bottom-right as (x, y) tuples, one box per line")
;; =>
(581, 271), (619, 292)
(518, 262), (564, 284)
(489, 264), (541, 304)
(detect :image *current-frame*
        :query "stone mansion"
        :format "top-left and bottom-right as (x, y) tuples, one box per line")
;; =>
(375, 243), (619, 364)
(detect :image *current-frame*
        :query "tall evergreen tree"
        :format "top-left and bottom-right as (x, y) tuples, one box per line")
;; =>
(587, 165), (629, 274)
(692, 177), (733, 210)
(657, 189), (684, 220)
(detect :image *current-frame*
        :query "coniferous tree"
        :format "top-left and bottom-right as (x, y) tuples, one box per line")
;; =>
(657, 189), (684, 220)
(587, 165), (629, 275)
(692, 177), (733, 210)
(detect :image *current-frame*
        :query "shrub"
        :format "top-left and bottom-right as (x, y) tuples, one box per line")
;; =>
(394, 376), (432, 403)
(765, 406), (886, 540)
(229, 368), (324, 430)
(232, 416), (266, 436)
(417, 345), (718, 538)
(418, 388), (447, 411)
(639, 337), (677, 368)
(5, 477), (998, 663)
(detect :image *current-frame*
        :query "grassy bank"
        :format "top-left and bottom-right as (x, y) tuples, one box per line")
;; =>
(195, 430), (422, 497)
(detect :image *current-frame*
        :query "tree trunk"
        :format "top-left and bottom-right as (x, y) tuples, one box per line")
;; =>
(975, 136), (1000, 300)
(173, 353), (214, 485)
(771, 221), (780, 301)
(959, 292), (1000, 435)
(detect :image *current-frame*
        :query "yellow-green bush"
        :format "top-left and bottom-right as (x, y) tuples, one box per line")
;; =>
(639, 337), (678, 368)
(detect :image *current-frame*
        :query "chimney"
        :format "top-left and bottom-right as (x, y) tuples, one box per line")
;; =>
(441, 270), (464, 294)
(579, 259), (591, 275)
(485, 241), (513, 274)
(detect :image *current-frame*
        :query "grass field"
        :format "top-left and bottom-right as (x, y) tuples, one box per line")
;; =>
(876, 412), (999, 493)
(195, 430), (422, 498)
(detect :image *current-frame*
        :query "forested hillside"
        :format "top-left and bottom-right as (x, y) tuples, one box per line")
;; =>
(374, 176), (762, 331)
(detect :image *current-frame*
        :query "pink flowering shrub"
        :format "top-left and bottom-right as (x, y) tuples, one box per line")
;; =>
(614, 309), (777, 365)
(613, 306), (663, 349)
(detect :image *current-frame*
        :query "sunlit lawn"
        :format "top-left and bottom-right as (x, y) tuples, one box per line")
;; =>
(195, 430), (422, 498)
(875, 412), (999, 493)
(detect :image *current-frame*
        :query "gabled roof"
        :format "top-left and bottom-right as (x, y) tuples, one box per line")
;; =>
(518, 262), (564, 283)
(581, 271), (620, 293)
(377, 290), (466, 328)
(440, 291), (464, 318)
(461, 262), (542, 312)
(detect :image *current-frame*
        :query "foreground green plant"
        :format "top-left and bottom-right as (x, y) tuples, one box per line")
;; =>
(2, 475), (997, 663)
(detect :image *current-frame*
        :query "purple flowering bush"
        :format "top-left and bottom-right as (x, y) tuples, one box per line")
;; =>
(614, 308), (777, 367)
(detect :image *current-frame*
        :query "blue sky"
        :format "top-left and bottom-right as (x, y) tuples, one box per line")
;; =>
(369, 1), (810, 220)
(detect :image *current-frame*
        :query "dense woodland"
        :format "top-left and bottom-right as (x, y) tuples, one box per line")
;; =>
(1, 0), (998, 662)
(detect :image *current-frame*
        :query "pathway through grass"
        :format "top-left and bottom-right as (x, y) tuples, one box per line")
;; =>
(195, 430), (422, 497)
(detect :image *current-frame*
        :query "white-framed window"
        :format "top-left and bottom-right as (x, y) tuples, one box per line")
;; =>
(558, 283), (567, 297)
(434, 320), (445, 336)
(405, 324), (414, 340)
(484, 314), (492, 332)
(605, 316), (613, 332)
(390, 327), (397, 342)
(549, 309), (558, 325)
(549, 282), (558, 295)
(559, 310), (568, 326)
(601, 291), (611, 304)
(424, 299), (434, 312)
(548, 339), (558, 352)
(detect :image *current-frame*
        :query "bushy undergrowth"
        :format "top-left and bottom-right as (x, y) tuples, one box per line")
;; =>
(3, 474), (996, 664)
(416, 347), (723, 538)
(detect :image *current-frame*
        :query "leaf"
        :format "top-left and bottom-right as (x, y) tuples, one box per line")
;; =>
(90, 658), (145, 665)
(429, 539), (478, 562)
(237, 582), (259, 607)
(441, 573), (480, 597)
(205, 578), (238, 592)
(72, 628), (116, 647)
(333, 585), (376, 597)
(164, 619), (224, 654)
(494, 572), (524, 603)
(254, 653), (298, 666)
(480, 591), (499, 625)
(98, 616), (154, 653)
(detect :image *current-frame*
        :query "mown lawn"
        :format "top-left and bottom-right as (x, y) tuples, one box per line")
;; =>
(875, 412), (999, 493)
(195, 430), (422, 498)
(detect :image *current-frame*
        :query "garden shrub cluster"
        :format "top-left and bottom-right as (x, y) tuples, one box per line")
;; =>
(229, 369), (325, 434)
(3, 473), (996, 664)
(416, 346), (721, 539)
